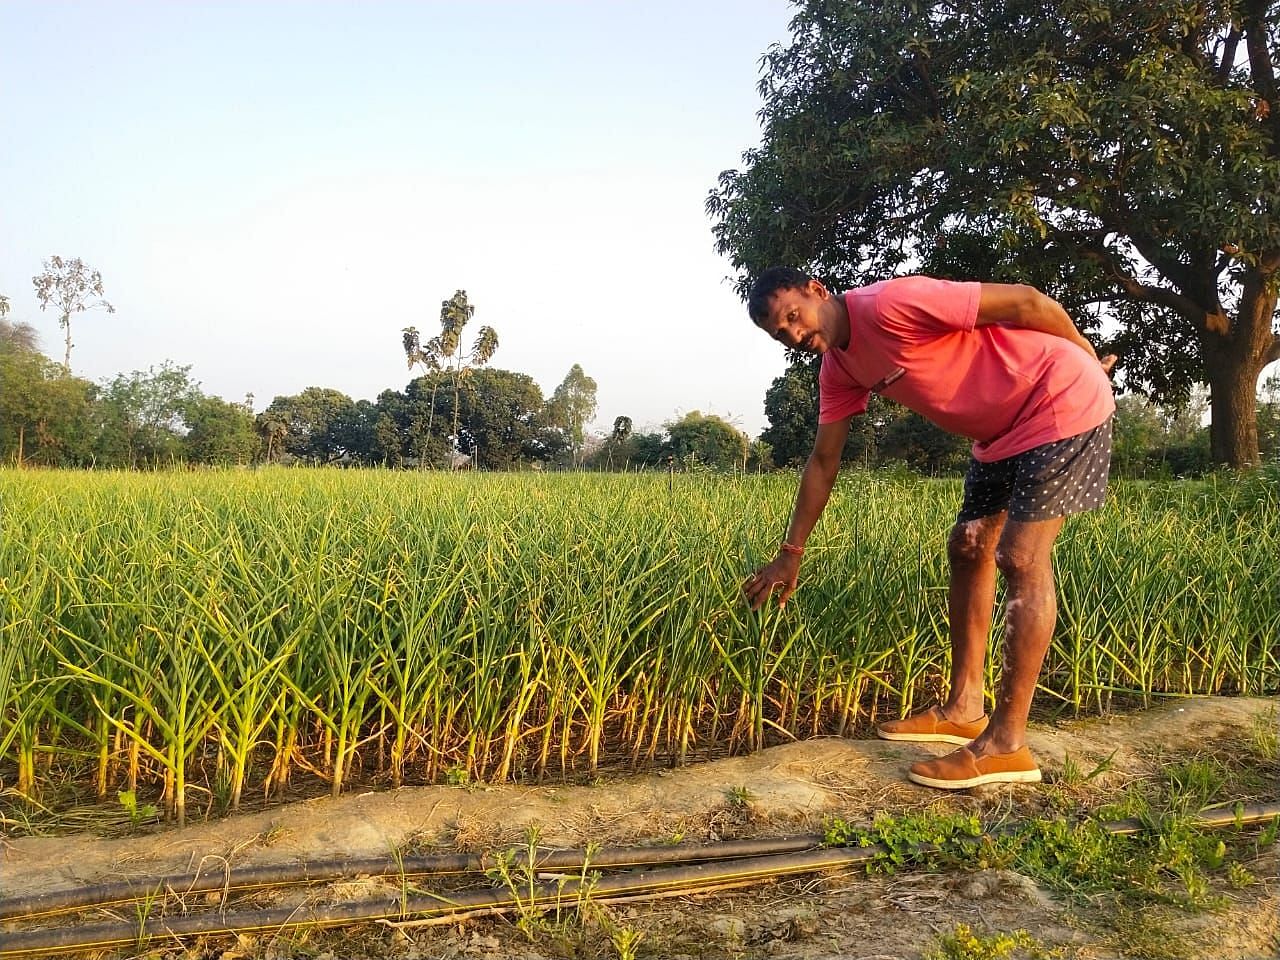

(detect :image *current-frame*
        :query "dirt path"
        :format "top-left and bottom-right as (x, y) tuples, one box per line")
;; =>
(2, 696), (1277, 959)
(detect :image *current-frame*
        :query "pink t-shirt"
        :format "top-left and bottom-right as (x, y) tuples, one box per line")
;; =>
(818, 276), (1115, 462)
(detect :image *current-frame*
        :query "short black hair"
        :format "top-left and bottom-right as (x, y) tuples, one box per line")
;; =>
(747, 267), (812, 323)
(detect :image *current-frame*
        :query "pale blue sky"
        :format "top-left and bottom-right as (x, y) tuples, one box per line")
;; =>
(0, 1), (794, 436)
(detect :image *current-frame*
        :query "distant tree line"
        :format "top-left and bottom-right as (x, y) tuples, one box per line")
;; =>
(0, 327), (261, 468)
(587, 410), (771, 473)
(0, 312), (765, 471)
(4, 306), (1276, 474)
(7, 263), (1273, 475)
(1, 273), (770, 471)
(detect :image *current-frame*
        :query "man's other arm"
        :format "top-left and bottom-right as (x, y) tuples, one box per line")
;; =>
(974, 283), (1114, 371)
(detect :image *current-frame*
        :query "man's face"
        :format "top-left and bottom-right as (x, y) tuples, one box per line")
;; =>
(754, 280), (844, 355)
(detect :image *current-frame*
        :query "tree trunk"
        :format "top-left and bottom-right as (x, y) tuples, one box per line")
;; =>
(1203, 273), (1278, 468)
(1207, 357), (1262, 468)
(426, 379), (439, 469)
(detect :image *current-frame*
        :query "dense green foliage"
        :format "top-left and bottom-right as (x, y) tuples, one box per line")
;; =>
(546, 363), (599, 468)
(709, 0), (1280, 466)
(0, 344), (96, 465)
(665, 411), (751, 469)
(2, 470), (1275, 822)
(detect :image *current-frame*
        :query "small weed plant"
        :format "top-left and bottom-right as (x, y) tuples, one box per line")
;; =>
(1055, 749), (1114, 789)
(117, 789), (158, 828)
(1162, 758), (1226, 814)
(610, 925), (644, 960)
(485, 826), (556, 940)
(823, 809), (983, 873)
(924, 923), (1051, 960)
(483, 827), (643, 954)
(1248, 706), (1278, 761)
(724, 785), (753, 808)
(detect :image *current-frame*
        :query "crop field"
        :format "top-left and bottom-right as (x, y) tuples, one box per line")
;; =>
(1, 468), (1277, 825)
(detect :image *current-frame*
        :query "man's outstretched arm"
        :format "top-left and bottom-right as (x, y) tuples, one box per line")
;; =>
(743, 416), (851, 610)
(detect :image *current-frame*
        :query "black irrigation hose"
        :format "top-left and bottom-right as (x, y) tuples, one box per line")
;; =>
(0, 834), (826, 922)
(1, 801), (1276, 959)
(0, 845), (886, 958)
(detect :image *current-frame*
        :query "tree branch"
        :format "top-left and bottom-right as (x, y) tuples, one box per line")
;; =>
(1265, 333), (1280, 367)
(1243, 0), (1280, 156)
(1216, 27), (1242, 85)
(1180, 6), (1209, 65)
(1106, 216), (1215, 305)
(1067, 237), (1218, 331)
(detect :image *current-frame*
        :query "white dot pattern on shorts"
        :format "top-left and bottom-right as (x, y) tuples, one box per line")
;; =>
(957, 417), (1113, 523)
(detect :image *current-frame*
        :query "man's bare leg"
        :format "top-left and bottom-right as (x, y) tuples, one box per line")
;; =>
(940, 512), (1006, 723)
(966, 515), (1066, 758)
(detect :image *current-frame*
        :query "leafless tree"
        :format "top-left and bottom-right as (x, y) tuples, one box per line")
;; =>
(32, 255), (115, 372)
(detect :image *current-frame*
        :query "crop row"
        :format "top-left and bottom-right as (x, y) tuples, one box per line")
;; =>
(1, 468), (1275, 824)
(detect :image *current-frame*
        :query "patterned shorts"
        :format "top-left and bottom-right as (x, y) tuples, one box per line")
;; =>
(957, 417), (1114, 523)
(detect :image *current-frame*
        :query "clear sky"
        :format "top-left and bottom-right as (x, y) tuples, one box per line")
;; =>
(0, 1), (795, 438)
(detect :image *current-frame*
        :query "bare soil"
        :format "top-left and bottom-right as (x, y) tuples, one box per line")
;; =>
(2, 696), (1277, 960)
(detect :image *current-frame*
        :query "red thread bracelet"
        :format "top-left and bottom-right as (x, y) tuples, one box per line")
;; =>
(780, 542), (804, 557)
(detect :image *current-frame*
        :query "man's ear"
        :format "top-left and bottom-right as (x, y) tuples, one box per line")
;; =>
(808, 279), (828, 299)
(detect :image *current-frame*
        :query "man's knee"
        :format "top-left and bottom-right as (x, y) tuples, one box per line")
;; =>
(948, 517), (1001, 567)
(994, 542), (1042, 579)
(993, 519), (1063, 580)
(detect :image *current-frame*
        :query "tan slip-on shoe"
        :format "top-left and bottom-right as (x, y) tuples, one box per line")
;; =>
(875, 706), (989, 746)
(907, 744), (1041, 790)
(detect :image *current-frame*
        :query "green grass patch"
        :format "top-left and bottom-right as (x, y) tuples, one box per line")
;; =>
(826, 795), (1278, 910)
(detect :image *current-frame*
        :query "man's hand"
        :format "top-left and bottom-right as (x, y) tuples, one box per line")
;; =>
(1100, 354), (1117, 376)
(742, 553), (801, 611)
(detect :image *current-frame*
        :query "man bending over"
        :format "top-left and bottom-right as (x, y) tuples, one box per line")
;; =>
(743, 268), (1116, 789)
